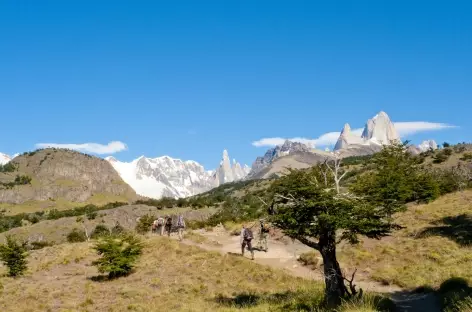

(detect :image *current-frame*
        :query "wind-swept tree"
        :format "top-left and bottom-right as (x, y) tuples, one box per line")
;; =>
(269, 162), (403, 307)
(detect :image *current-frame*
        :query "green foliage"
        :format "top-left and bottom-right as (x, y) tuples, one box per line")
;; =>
(0, 235), (28, 277)
(271, 166), (403, 246)
(91, 224), (111, 239)
(351, 143), (440, 209)
(0, 175), (32, 189)
(340, 155), (372, 167)
(91, 233), (143, 279)
(0, 162), (16, 173)
(443, 142), (450, 148)
(135, 214), (156, 234)
(66, 228), (87, 243)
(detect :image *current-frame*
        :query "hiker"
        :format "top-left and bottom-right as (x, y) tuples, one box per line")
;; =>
(240, 224), (254, 260)
(257, 219), (269, 252)
(177, 214), (185, 241)
(151, 219), (158, 233)
(156, 216), (165, 235)
(165, 215), (173, 237)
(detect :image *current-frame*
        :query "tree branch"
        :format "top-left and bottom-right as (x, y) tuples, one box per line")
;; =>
(295, 236), (320, 250)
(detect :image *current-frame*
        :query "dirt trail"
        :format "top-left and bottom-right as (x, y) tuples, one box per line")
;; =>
(172, 229), (440, 312)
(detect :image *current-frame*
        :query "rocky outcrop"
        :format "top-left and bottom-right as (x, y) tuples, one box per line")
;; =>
(361, 111), (400, 145)
(418, 140), (438, 152)
(0, 149), (137, 204)
(333, 111), (400, 152)
(213, 150), (250, 186)
(334, 123), (364, 150)
(250, 140), (313, 176)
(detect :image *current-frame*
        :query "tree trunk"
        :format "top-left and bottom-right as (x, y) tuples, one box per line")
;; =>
(319, 234), (348, 308)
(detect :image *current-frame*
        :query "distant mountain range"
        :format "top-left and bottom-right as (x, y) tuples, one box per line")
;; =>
(248, 111), (439, 178)
(0, 111), (440, 200)
(106, 150), (250, 199)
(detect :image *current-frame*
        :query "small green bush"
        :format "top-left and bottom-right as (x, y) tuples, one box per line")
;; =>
(92, 233), (143, 279)
(0, 235), (28, 277)
(91, 224), (110, 239)
(66, 228), (87, 243)
(135, 214), (155, 234)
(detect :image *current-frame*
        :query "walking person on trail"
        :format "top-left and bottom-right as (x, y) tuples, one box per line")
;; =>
(240, 224), (255, 260)
(165, 216), (173, 237)
(156, 216), (165, 236)
(177, 214), (185, 241)
(257, 219), (269, 252)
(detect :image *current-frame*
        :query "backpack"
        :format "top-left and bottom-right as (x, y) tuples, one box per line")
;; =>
(244, 228), (253, 241)
(261, 223), (270, 233)
(177, 216), (185, 228)
(157, 217), (164, 226)
(165, 217), (172, 226)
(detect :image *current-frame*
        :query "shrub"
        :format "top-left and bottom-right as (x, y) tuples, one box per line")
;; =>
(111, 222), (126, 235)
(433, 151), (450, 164)
(91, 224), (110, 239)
(135, 214), (155, 234)
(460, 153), (472, 161)
(66, 228), (87, 243)
(0, 235), (28, 277)
(0, 162), (16, 173)
(30, 240), (54, 250)
(92, 233), (143, 279)
(86, 210), (98, 220)
(298, 251), (319, 268)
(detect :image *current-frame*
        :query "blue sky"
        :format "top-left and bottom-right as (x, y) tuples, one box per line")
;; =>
(1, 1), (470, 169)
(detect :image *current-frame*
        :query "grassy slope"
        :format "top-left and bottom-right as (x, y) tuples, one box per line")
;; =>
(0, 237), (389, 312)
(337, 190), (472, 289)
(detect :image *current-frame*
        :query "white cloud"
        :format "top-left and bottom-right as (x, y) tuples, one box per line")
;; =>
(252, 121), (455, 148)
(35, 141), (127, 155)
(393, 122), (456, 137)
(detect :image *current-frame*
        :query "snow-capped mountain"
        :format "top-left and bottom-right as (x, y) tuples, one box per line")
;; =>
(418, 140), (438, 152)
(0, 153), (11, 165)
(334, 111), (400, 151)
(106, 150), (249, 199)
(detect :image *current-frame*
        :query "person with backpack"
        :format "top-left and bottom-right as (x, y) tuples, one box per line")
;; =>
(257, 219), (269, 252)
(156, 216), (165, 236)
(177, 214), (185, 241)
(240, 224), (254, 260)
(165, 216), (173, 237)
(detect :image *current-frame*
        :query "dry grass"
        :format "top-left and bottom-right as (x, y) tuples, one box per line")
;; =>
(337, 190), (472, 289)
(0, 236), (391, 312)
(0, 206), (216, 245)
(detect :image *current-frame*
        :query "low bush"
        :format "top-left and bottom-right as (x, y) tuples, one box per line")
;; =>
(135, 214), (156, 234)
(92, 233), (143, 279)
(66, 228), (87, 243)
(0, 235), (28, 277)
(29, 240), (54, 250)
(91, 224), (110, 239)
